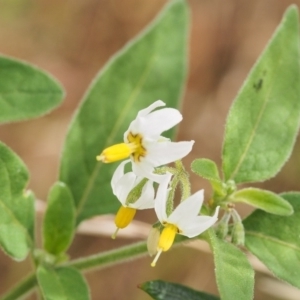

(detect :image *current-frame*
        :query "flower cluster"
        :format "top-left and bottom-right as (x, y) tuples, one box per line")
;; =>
(97, 100), (219, 266)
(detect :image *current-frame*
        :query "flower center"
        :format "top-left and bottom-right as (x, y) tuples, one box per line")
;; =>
(96, 132), (146, 163)
(127, 132), (146, 162)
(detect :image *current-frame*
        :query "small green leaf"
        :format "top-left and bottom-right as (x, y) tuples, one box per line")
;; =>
(37, 265), (90, 300)
(243, 192), (300, 289)
(191, 159), (221, 182)
(191, 159), (224, 194)
(139, 280), (220, 300)
(43, 182), (76, 255)
(0, 55), (64, 123)
(59, 0), (189, 223)
(209, 230), (254, 300)
(222, 6), (300, 183)
(231, 188), (293, 216)
(0, 142), (33, 260)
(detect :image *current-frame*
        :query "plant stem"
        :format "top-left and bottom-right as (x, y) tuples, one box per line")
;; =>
(0, 274), (36, 300)
(1, 238), (188, 299)
(67, 241), (148, 272)
(67, 236), (187, 272)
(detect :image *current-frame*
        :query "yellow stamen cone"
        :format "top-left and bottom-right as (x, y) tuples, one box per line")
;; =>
(151, 224), (178, 267)
(96, 143), (135, 163)
(112, 206), (137, 239)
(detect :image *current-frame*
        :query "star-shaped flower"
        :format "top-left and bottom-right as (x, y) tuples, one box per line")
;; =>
(151, 173), (219, 266)
(97, 100), (194, 182)
(111, 160), (155, 239)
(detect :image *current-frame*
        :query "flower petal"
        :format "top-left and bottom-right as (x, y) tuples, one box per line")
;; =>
(146, 140), (194, 167)
(132, 180), (155, 209)
(113, 172), (137, 205)
(124, 101), (166, 139)
(154, 173), (172, 223)
(137, 108), (182, 137)
(137, 100), (165, 118)
(111, 159), (131, 191)
(168, 190), (204, 225)
(131, 160), (166, 183)
(178, 207), (220, 238)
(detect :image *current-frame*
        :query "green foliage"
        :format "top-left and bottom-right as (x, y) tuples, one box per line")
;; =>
(0, 55), (64, 124)
(43, 182), (76, 256)
(0, 142), (34, 260)
(231, 188), (293, 215)
(1, 3), (300, 300)
(59, 0), (189, 223)
(191, 159), (224, 194)
(222, 6), (300, 184)
(139, 280), (220, 300)
(37, 265), (90, 300)
(209, 230), (254, 300)
(244, 192), (300, 288)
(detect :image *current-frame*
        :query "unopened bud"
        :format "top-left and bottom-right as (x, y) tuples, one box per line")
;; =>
(231, 221), (245, 246)
(215, 212), (231, 239)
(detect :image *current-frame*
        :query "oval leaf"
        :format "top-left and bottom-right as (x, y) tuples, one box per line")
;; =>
(139, 280), (220, 300)
(209, 230), (254, 300)
(59, 0), (189, 223)
(191, 159), (224, 194)
(0, 55), (64, 123)
(0, 142), (33, 260)
(191, 159), (221, 183)
(231, 188), (293, 216)
(37, 266), (90, 300)
(43, 182), (76, 255)
(243, 192), (300, 289)
(222, 6), (300, 183)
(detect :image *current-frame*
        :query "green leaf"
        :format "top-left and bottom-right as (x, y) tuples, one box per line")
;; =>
(0, 55), (64, 124)
(191, 159), (224, 194)
(243, 192), (300, 288)
(0, 141), (34, 260)
(59, 0), (189, 223)
(222, 6), (300, 183)
(191, 159), (221, 182)
(139, 280), (220, 300)
(37, 265), (90, 300)
(230, 188), (293, 216)
(43, 182), (76, 255)
(209, 230), (254, 300)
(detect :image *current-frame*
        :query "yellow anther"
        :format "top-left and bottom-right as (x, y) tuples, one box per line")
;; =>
(96, 143), (135, 163)
(151, 223), (178, 267)
(112, 206), (137, 239)
(96, 132), (146, 163)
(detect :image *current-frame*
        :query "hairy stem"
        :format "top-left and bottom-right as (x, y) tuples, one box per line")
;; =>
(0, 274), (36, 300)
(66, 241), (148, 272)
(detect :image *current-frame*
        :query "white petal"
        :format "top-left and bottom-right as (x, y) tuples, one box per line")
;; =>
(168, 190), (204, 225)
(146, 140), (194, 167)
(111, 160), (131, 191)
(124, 101), (166, 139)
(137, 100), (165, 118)
(132, 180), (155, 209)
(154, 173), (172, 222)
(113, 172), (136, 204)
(137, 108), (182, 137)
(131, 160), (166, 183)
(179, 207), (220, 238)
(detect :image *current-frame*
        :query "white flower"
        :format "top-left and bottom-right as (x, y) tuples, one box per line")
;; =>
(151, 173), (219, 266)
(97, 100), (194, 182)
(111, 160), (155, 239)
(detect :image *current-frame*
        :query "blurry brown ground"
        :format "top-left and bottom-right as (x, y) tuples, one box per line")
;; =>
(0, 0), (300, 299)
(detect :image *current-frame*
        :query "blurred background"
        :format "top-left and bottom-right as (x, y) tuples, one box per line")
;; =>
(0, 0), (300, 299)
